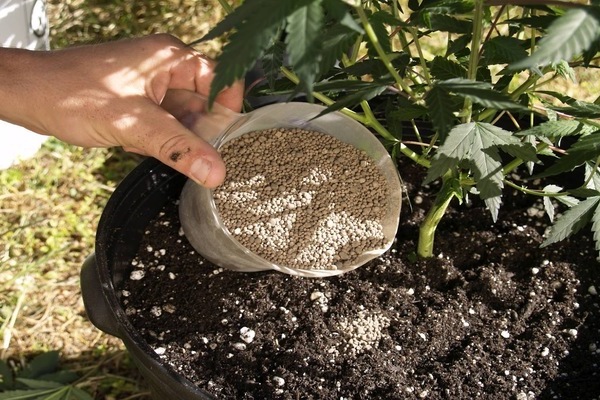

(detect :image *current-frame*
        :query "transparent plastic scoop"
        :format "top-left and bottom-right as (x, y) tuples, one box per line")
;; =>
(176, 93), (402, 277)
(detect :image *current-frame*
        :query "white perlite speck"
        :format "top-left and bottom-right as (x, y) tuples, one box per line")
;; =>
(130, 270), (145, 280)
(214, 128), (389, 271)
(240, 327), (256, 344)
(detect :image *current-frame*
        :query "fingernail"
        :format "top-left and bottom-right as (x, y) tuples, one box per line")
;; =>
(190, 158), (213, 185)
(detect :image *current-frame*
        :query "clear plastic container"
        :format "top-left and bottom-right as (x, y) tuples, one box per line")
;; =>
(179, 101), (402, 277)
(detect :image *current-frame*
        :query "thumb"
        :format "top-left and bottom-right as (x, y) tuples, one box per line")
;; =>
(123, 105), (226, 188)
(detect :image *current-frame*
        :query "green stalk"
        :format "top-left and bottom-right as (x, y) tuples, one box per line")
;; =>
(409, 27), (431, 85)
(355, 6), (414, 97)
(418, 173), (456, 258)
(463, 0), (485, 124)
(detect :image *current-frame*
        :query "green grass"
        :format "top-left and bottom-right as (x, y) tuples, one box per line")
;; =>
(1, 2), (233, 397)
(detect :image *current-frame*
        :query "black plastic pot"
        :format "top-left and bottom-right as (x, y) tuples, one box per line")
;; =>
(80, 157), (215, 400)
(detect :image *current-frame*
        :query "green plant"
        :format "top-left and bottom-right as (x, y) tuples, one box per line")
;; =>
(0, 351), (92, 400)
(198, 0), (600, 258)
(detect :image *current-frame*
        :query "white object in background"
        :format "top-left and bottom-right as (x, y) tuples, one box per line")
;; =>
(0, 0), (50, 170)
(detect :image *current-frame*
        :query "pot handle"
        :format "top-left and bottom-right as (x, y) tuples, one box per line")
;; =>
(80, 254), (122, 338)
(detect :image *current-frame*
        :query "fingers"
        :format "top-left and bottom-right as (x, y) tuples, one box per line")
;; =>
(124, 103), (227, 188)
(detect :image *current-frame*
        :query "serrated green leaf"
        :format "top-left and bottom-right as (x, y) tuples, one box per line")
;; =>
(319, 25), (360, 74)
(286, 0), (325, 98)
(510, 8), (600, 71)
(554, 60), (577, 83)
(366, 11), (393, 57)
(314, 85), (387, 118)
(425, 122), (476, 183)
(437, 78), (527, 111)
(535, 133), (600, 179)
(447, 34), (472, 57)
(413, 0), (474, 24)
(585, 163), (600, 191)
(506, 15), (557, 31)
(210, 23), (281, 104)
(194, 0), (269, 42)
(430, 57), (467, 80)
(370, 10), (407, 27)
(425, 154), (459, 184)
(0, 388), (60, 400)
(209, 0), (316, 104)
(69, 387), (93, 400)
(19, 352), (59, 380)
(314, 80), (386, 92)
(37, 371), (78, 385)
(15, 378), (63, 390)
(543, 194), (556, 222)
(471, 139), (504, 221)
(542, 196), (600, 247)
(569, 187), (600, 198)
(536, 90), (600, 118)
(427, 14), (471, 33)
(322, 0), (363, 32)
(425, 85), (456, 142)
(519, 120), (598, 140)
(475, 122), (538, 162)
(482, 36), (528, 65)
(261, 40), (286, 90)
(388, 98), (428, 121)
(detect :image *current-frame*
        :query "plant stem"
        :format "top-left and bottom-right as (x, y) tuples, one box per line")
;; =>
(355, 6), (414, 97)
(463, 0), (485, 123)
(409, 27), (431, 85)
(418, 173), (456, 258)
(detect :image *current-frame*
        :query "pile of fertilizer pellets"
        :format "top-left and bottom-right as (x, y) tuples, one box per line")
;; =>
(213, 128), (390, 271)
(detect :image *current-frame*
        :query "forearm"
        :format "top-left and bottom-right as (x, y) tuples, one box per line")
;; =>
(0, 47), (50, 134)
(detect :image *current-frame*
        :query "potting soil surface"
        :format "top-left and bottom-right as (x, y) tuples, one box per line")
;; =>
(119, 161), (600, 400)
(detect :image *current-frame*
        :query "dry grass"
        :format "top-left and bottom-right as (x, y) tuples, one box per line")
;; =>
(1, 1), (229, 398)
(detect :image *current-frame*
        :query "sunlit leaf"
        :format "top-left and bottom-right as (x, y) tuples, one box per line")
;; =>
(475, 123), (538, 162)
(519, 120), (598, 139)
(471, 136), (504, 221)
(542, 196), (600, 247)
(510, 8), (600, 71)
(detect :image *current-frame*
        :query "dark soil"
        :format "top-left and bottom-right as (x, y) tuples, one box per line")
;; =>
(119, 161), (600, 400)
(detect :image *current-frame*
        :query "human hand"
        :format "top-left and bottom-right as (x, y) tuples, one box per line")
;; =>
(0, 34), (243, 188)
